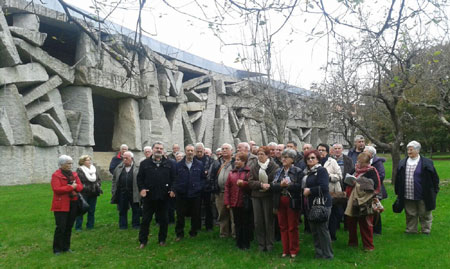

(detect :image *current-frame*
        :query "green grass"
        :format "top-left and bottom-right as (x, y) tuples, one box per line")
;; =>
(1, 181), (450, 268)
(378, 154), (450, 180)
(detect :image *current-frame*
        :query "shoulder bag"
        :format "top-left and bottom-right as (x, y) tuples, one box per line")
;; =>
(308, 186), (329, 223)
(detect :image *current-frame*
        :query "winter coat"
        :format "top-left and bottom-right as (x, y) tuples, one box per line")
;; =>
(347, 148), (363, 165)
(371, 156), (388, 199)
(322, 157), (343, 193)
(195, 155), (214, 192)
(174, 158), (206, 198)
(111, 162), (141, 204)
(210, 157), (235, 193)
(271, 166), (303, 211)
(137, 156), (176, 200)
(248, 160), (279, 198)
(394, 156), (440, 211)
(224, 166), (251, 208)
(109, 152), (123, 174)
(76, 167), (102, 198)
(51, 169), (83, 212)
(305, 166), (332, 208)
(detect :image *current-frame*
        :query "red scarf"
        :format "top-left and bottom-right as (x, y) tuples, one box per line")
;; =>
(346, 164), (381, 196)
(117, 152), (122, 159)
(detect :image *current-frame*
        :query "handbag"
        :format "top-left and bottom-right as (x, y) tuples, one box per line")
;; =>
(288, 191), (301, 210)
(392, 197), (404, 213)
(308, 186), (329, 223)
(330, 191), (347, 205)
(77, 193), (90, 216)
(372, 197), (384, 213)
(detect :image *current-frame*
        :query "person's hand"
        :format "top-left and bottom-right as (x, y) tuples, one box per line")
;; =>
(226, 205), (230, 209)
(303, 188), (311, 197)
(262, 183), (270, 190)
(280, 179), (289, 187)
(169, 191), (175, 198)
(237, 179), (243, 186)
(140, 189), (148, 197)
(71, 182), (77, 190)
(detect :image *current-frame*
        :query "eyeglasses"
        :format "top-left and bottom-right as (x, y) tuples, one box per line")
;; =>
(306, 157), (317, 161)
(317, 149), (326, 152)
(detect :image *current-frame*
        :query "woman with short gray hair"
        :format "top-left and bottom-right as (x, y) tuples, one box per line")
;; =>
(394, 141), (440, 234)
(51, 155), (83, 254)
(271, 149), (303, 258)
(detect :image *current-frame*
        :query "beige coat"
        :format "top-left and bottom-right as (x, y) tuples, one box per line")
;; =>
(323, 158), (343, 192)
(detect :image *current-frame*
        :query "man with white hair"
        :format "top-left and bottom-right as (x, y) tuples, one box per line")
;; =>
(167, 143), (180, 161)
(394, 141), (440, 235)
(109, 144), (129, 174)
(111, 151), (141, 230)
(194, 142), (214, 231)
(364, 145), (387, 235)
(347, 135), (366, 164)
(274, 144), (285, 167)
(267, 142), (277, 159)
(205, 148), (212, 157)
(237, 142), (258, 168)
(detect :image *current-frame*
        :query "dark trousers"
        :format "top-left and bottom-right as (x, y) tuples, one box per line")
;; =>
(75, 196), (97, 230)
(373, 213), (382, 234)
(53, 201), (77, 253)
(232, 206), (252, 249)
(348, 215), (374, 250)
(139, 197), (168, 244)
(328, 204), (344, 240)
(278, 196), (300, 255)
(200, 192), (214, 230)
(175, 196), (201, 237)
(118, 191), (141, 229)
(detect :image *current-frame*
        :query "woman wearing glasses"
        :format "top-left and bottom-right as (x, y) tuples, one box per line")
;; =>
(302, 150), (333, 260)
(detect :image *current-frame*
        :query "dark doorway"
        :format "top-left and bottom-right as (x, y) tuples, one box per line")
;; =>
(92, 94), (117, 151)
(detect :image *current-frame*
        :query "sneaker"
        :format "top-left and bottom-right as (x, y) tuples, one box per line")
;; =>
(139, 243), (146, 249)
(290, 254), (297, 258)
(54, 252), (62, 256)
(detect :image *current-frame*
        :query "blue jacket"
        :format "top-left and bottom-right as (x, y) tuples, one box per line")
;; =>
(347, 148), (362, 165)
(372, 155), (388, 199)
(305, 166), (332, 208)
(174, 157), (206, 198)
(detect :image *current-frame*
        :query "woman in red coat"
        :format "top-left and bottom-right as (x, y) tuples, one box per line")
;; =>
(51, 155), (83, 255)
(224, 152), (252, 249)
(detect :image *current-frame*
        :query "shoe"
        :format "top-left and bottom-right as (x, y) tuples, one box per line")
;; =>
(290, 254), (296, 258)
(139, 243), (146, 249)
(54, 252), (61, 256)
(132, 226), (140, 230)
(159, 241), (166, 246)
(281, 253), (288, 258)
(364, 248), (374, 252)
(175, 237), (183, 242)
(64, 249), (73, 253)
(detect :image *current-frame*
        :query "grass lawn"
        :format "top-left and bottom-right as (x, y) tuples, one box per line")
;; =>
(1, 179), (450, 268)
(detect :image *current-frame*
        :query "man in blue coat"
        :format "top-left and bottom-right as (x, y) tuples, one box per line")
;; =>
(174, 144), (206, 241)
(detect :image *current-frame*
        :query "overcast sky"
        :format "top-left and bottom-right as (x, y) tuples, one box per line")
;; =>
(64, 0), (330, 89)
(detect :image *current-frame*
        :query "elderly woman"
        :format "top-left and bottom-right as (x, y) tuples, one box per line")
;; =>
(364, 146), (387, 235)
(345, 153), (380, 251)
(248, 146), (279, 252)
(271, 149), (303, 258)
(302, 150), (333, 259)
(317, 143), (342, 241)
(51, 155), (83, 255)
(75, 155), (102, 231)
(224, 152), (252, 249)
(394, 141), (439, 235)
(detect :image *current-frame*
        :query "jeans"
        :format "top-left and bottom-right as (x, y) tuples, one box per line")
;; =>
(118, 191), (141, 229)
(75, 196), (97, 230)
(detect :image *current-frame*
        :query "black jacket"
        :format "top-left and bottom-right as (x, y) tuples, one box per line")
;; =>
(137, 156), (177, 200)
(394, 156), (440, 211)
(76, 167), (102, 197)
(271, 166), (303, 211)
(305, 166), (332, 208)
(195, 155), (214, 192)
(174, 157), (206, 198)
(210, 157), (235, 193)
(109, 153), (123, 174)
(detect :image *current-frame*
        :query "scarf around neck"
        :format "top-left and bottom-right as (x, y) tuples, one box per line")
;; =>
(80, 165), (97, 182)
(355, 164), (374, 178)
(257, 159), (270, 184)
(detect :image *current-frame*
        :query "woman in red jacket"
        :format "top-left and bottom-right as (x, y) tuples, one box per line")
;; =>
(51, 155), (83, 255)
(224, 152), (251, 249)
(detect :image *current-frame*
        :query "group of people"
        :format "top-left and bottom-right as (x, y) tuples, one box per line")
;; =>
(50, 136), (440, 259)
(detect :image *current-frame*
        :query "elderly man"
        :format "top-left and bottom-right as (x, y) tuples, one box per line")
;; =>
(237, 142), (258, 168)
(111, 151), (141, 230)
(286, 141), (303, 164)
(348, 135), (366, 164)
(139, 146), (152, 163)
(395, 141), (439, 235)
(274, 144), (285, 167)
(109, 144), (128, 174)
(167, 144), (181, 161)
(267, 142), (278, 159)
(295, 143), (312, 170)
(194, 142), (214, 231)
(205, 148), (212, 157)
(364, 145), (387, 235)
(210, 143), (236, 237)
(174, 144), (206, 240)
(137, 142), (176, 248)
(333, 143), (355, 180)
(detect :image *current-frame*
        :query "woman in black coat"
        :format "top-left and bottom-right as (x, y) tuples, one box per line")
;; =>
(302, 150), (333, 260)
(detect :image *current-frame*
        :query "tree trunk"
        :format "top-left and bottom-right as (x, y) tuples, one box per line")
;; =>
(390, 142), (401, 185)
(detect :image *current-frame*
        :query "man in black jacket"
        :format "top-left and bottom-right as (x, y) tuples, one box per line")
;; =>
(109, 144), (128, 174)
(137, 141), (176, 248)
